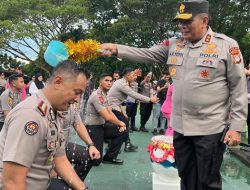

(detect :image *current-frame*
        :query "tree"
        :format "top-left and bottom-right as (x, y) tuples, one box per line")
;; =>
(0, 53), (25, 72)
(84, 0), (179, 77)
(209, 0), (250, 64)
(0, 0), (89, 73)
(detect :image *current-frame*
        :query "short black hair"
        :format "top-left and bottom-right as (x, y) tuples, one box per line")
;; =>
(162, 70), (170, 76)
(9, 73), (23, 85)
(49, 60), (90, 82)
(122, 68), (134, 76)
(113, 70), (121, 75)
(99, 73), (113, 81)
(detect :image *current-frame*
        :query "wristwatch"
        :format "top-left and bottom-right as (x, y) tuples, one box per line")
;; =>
(87, 142), (95, 148)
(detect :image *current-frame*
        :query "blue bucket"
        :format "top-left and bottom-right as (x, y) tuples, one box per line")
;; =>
(44, 40), (69, 67)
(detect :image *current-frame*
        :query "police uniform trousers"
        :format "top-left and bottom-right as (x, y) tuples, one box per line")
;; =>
(0, 122), (4, 131)
(86, 123), (128, 165)
(173, 131), (226, 190)
(139, 102), (152, 128)
(126, 102), (138, 128)
(247, 103), (250, 144)
(46, 178), (71, 190)
(66, 142), (94, 180)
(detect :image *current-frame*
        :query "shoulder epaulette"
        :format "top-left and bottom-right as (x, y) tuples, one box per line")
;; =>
(213, 33), (235, 42)
(37, 100), (48, 116)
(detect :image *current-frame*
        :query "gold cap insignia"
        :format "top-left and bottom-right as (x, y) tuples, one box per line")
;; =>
(179, 4), (185, 13)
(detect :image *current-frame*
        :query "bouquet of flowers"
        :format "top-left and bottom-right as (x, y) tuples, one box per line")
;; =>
(44, 39), (100, 67)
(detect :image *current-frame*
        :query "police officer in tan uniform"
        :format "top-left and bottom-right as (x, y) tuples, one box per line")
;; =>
(0, 60), (90, 190)
(61, 103), (100, 180)
(107, 68), (158, 152)
(100, 1), (247, 189)
(86, 73), (128, 165)
(0, 73), (24, 130)
(139, 72), (153, 132)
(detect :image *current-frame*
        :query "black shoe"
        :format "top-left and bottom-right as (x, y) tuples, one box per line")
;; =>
(152, 128), (158, 135)
(124, 142), (138, 152)
(140, 127), (149, 132)
(102, 157), (124, 165)
(159, 129), (165, 135)
(131, 126), (139, 131)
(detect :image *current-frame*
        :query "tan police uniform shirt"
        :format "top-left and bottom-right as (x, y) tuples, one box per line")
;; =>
(140, 80), (152, 97)
(85, 87), (109, 125)
(127, 81), (138, 103)
(107, 78), (151, 112)
(0, 90), (65, 190)
(60, 104), (82, 146)
(0, 88), (22, 122)
(116, 27), (247, 135)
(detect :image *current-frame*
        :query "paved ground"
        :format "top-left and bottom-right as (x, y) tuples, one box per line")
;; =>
(70, 115), (250, 190)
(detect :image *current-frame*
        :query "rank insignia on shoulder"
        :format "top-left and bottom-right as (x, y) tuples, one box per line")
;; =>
(99, 96), (105, 104)
(25, 121), (39, 136)
(159, 39), (169, 46)
(204, 34), (211, 43)
(37, 101), (48, 116)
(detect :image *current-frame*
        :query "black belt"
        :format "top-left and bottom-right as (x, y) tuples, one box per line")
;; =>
(86, 124), (104, 127)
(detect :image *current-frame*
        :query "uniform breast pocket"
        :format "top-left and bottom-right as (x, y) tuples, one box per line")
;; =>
(196, 58), (219, 81)
(167, 57), (183, 80)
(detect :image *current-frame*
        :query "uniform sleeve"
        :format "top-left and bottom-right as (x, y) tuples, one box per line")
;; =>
(3, 108), (46, 168)
(92, 95), (107, 113)
(73, 111), (82, 126)
(117, 44), (169, 64)
(118, 82), (151, 103)
(1, 93), (11, 111)
(226, 40), (248, 131)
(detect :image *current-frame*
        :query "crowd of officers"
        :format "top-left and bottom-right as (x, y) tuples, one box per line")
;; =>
(0, 61), (163, 190)
(0, 1), (249, 190)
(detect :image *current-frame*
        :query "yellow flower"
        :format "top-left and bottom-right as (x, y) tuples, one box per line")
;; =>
(64, 39), (100, 64)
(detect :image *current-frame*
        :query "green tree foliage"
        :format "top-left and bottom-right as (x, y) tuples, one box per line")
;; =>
(209, 0), (250, 63)
(0, 53), (25, 71)
(0, 0), (88, 73)
(0, 0), (249, 77)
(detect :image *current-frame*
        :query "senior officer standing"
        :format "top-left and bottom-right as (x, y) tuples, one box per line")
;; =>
(58, 103), (100, 181)
(0, 73), (24, 130)
(0, 60), (90, 190)
(99, 1), (247, 189)
(108, 68), (158, 152)
(85, 74), (128, 165)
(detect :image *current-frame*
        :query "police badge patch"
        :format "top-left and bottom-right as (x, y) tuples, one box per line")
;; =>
(99, 96), (104, 104)
(25, 121), (39, 135)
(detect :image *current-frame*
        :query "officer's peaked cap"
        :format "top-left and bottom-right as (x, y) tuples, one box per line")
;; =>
(173, 0), (209, 21)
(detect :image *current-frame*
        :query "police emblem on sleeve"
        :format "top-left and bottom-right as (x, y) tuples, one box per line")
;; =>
(229, 47), (241, 64)
(99, 96), (105, 104)
(24, 121), (39, 135)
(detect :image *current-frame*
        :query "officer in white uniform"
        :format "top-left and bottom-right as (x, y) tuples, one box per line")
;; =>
(99, 1), (247, 189)
(0, 60), (90, 190)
